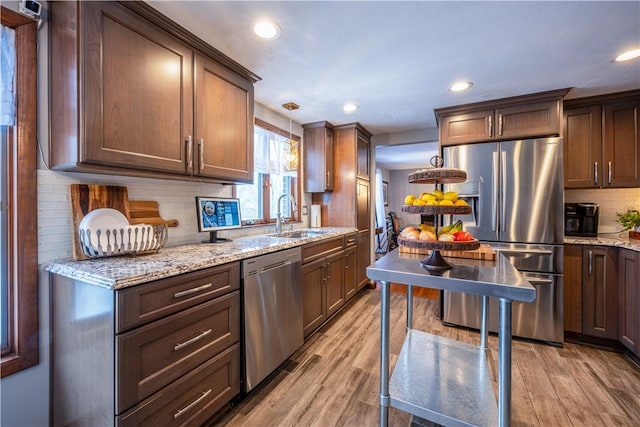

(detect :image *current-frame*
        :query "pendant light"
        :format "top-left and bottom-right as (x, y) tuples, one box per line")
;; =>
(282, 102), (299, 172)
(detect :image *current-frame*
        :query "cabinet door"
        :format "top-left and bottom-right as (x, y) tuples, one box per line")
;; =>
(496, 100), (560, 140)
(582, 246), (618, 339)
(195, 54), (254, 182)
(356, 130), (370, 180)
(356, 231), (371, 290)
(603, 100), (640, 187)
(439, 109), (494, 146)
(563, 244), (583, 333)
(82, 2), (192, 173)
(344, 245), (357, 302)
(303, 124), (334, 192)
(302, 258), (326, 337)
(326, 252), (345, 317)
(356, 180), (370, 231)
(618, 249), (639, 354)
(563, 106), (602, 188)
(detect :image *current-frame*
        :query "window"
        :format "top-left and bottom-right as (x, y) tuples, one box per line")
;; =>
(236, 119), (301, 225)
(1, 8), (39, 377)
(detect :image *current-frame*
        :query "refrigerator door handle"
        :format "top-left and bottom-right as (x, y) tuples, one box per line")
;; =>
(492, 151), (499, 232)
(495, 248), (553, 255)
(500, 151), (507, 233)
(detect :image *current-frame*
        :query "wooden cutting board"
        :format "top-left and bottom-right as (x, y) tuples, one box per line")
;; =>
(70, 184), (130, 259)
(70, 184), (178, 260)
(399, 243), (496, 260)
(129, 200), (179, 227)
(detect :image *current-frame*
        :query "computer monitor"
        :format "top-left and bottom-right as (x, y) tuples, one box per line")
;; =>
(196, 197), (242, 243)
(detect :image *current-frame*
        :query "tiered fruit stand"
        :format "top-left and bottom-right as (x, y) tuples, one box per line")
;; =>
(398, 159), (479, 271)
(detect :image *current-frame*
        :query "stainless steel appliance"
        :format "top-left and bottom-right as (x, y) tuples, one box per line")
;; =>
(565, 202), (599, 237)
(242, 247), (303, 392)
(441, 138), (564, 344)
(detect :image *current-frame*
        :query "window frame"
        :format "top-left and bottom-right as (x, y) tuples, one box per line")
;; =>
(1, 7), (39, 377)
(235, 118), (301, 226)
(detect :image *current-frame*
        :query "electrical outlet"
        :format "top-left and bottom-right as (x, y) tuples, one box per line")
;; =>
(302, 205), (308, 215)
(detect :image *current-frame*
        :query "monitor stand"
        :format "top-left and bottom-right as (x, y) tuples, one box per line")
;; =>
(202, 231), (232, 244)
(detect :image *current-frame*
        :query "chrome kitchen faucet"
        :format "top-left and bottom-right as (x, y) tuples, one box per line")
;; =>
(275, 194), (297, 234)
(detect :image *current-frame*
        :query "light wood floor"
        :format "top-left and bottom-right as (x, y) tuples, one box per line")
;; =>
(213, 288), (640, 427)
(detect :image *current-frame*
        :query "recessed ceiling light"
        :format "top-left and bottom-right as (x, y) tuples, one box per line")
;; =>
(615, 48), (640, 62)
(449, 81), (473, 92)
(343, 103), (359, 113)
(254, 21), (281, 40)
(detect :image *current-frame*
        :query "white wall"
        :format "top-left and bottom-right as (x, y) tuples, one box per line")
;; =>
(0, 1), (307, 424)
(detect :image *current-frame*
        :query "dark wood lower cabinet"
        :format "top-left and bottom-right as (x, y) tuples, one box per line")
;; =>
(563, 244), (583, 333)
(344, 245), (357, 301)
(326, 251), (346, 317)
(302, 257), (327, 337)
(618, 249), (640, 355)
(51, 262), (241, 427)
(582, 246), (618, 339)
(301, 236), (361, 338)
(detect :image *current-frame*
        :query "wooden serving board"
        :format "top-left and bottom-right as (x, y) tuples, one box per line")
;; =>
(70, 184), (178, 260)
(399, 243), (496, 260)
(129, 200), (179, 227)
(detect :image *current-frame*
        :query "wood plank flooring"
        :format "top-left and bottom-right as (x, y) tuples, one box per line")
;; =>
(212, 288), (640, 427)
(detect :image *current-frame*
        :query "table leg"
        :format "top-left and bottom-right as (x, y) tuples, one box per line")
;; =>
(480, 295), (489, 350)
(406, 284), (413, 329)
(380, 280), (390, 427)
(498, 298), (512, 427)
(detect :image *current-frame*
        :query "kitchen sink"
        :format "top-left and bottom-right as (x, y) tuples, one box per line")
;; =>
(268, 229), (329, 239)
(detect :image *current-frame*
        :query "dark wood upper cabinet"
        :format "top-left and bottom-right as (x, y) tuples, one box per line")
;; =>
(303, 121), (334, 192)
(194, 53), (254, 182)
(563, 90), (640, 189)
(436, 88), (569, 146)
(49, 1), (258, 184)
(563, 105), (602, 188)
(602, 99), (640, 188)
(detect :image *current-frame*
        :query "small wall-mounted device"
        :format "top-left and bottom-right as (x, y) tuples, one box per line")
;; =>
(19, 0), (42, 19)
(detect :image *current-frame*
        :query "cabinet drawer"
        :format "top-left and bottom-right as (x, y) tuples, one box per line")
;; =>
(116, 291), (240, 413)
(301, 237), (344, 264)
(117, 343), (240, 427)
(117, 262), (240, 333)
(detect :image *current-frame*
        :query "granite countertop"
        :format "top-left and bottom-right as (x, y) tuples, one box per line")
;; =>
(564, 233), (640, 252)
(45, 227), (357, 290)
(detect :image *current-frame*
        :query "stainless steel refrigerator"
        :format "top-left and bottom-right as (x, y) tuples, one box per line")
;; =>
(441, 137), (564, 344)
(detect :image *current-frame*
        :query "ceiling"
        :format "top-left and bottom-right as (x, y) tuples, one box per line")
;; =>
(147, 1), (640, 169)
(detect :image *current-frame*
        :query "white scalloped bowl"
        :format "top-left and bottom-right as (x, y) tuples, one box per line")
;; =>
(79, 208), (129, 250)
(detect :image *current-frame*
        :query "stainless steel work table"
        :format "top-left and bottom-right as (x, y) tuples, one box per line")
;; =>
(367, 250), (535, 427)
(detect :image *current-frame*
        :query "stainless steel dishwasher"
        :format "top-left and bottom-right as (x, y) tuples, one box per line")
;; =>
(242, 247), (303, 392)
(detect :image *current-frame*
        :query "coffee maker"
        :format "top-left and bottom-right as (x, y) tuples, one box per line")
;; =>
(565, 203), (599, 237)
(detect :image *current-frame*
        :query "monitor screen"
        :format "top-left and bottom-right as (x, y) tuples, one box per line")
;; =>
(196, 197), (242, 233)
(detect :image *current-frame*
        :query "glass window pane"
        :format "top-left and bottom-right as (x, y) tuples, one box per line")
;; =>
(270, 174), (294, 219)
(236, 171), (262, 221)
(1, 126), (8, 350)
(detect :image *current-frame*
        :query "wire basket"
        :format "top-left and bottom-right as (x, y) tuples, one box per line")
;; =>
(78, 224), (168, 258)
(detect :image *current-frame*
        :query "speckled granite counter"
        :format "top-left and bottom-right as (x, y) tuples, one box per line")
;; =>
(564, 233), (640, 252)
(45, 227), (357, 290)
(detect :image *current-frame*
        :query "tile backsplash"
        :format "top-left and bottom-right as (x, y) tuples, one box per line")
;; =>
(565, 188), (640, 233)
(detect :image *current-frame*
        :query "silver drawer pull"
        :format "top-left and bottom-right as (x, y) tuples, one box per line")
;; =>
(174, 389), (212, 419)
(174, 283), (213, 299)
(174, 329), (212, 351)
(525, 278), (553, 284)
(494, 248), (553, 255)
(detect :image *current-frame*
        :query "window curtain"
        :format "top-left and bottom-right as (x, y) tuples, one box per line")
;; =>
(375, 168), (388, 251)
(0, 25), (16, 126)
(254, 126), (297, 177)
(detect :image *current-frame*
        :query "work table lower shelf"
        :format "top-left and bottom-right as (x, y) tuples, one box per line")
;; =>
(391, 330), (497, 426)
